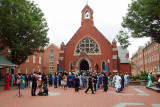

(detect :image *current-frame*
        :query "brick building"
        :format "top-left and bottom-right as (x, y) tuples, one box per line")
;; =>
(0, 43), (60, 75)
(58, 5), (131, 75)
(43, 43), (60, 74)
(1, 47), (44, 75)
(131, 41), (160, 76)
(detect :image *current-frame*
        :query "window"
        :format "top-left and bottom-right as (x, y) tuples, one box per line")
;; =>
(39, 68), (41, 73)
(157, 54), (159, 60)
(18, 67), (21, 73)
(75, 36), (101, 55)
(102, 61), (106, 71)
(8, 48), (11, 57)
(50, 49), (54, 53)
(33, 55), (36, 63)
(49, 66), (54, 70)
(39, 56), (41, 64)
(26, 67), (28, 74)
(49, 54), (54, 60)
(49, 61), (54, 65)
(26, 56), (29, 62)
(33, 68), (35, 73)
(70, 62), (73, 71)
(158, 66), (159, 71)
(84, 10), (90, 19)
(155, 55), (156, 60)
(152, 56), (154, 61)
(39, 46), (42, 51)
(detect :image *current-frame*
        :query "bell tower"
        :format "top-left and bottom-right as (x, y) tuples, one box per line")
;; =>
(81, 4), (94, 27)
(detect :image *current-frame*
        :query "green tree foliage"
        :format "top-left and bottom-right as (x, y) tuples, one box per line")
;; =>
(117, 0), (160, 48)
(130, 61), (136, 69)
(116, 30), (130, 49)
(0, 0), (49, 65)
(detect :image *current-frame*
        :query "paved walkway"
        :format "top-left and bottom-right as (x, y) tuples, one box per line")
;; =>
(0, 85), (160, 107)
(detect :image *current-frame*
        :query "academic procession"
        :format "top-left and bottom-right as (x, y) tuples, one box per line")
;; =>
(0, 1), (160, 107)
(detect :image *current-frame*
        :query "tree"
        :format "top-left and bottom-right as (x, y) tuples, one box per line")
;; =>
(0, 0), (49, 65)
(116, 0), (160, 48)
(130, 61), (136, 69)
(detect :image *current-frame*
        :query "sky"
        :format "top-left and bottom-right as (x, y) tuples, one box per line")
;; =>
(33, 0), (150, 59)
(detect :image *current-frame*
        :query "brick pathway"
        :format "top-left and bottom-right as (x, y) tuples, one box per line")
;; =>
(0, 85), (160, 107)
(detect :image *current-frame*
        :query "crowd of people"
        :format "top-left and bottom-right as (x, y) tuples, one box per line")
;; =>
(3, 71), (130, 96)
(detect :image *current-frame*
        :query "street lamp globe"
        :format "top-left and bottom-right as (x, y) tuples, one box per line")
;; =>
(107, 59), (110, 64)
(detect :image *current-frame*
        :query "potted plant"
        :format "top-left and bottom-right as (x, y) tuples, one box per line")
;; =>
(140, 71), (148, 86)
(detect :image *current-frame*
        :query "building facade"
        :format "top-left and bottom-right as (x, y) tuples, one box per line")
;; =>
(58, 5), (131, 75)
(43, 43), (60, 74)
(1, 47), (44, 75)
(1, 43), (60, 75)
(131, 41), (160, 76)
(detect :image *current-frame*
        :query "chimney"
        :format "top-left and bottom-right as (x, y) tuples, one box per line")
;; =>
(126, 51), (129, 59)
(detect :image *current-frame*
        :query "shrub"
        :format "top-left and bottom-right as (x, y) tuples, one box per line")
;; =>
(140, 71), (148, 80)
(152, 76), (156, 82)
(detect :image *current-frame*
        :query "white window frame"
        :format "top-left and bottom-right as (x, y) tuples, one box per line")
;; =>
(33, 55), (36, 63)
(39, 56), (41, 64)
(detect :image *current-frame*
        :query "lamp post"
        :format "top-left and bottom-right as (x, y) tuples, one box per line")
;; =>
(155, 68), (157, 77)
(107, 59), (110, 71)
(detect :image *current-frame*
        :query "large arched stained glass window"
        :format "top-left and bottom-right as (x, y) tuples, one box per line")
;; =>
(74, 36), (101, 55)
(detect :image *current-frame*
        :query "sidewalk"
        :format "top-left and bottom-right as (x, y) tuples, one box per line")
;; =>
(0, 85), (160, 107)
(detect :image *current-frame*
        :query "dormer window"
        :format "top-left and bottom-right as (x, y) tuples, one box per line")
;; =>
(84, 10), (90, 19)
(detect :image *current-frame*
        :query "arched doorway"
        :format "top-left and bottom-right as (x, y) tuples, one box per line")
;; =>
(80, 60), (89, 71)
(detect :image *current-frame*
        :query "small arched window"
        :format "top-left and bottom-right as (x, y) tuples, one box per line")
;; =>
(102, 61), (105, 71)
(84, 10), (90, 19)
(70, 62), (73, 71)
(50, 49), (54, 53)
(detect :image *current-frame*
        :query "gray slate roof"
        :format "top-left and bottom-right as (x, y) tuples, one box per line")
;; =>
(117, 46), (129, 63)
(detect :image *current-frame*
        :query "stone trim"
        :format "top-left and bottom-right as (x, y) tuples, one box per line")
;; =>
(112, 48), (118, 51)
(60, 51), (64, 53)
(59, 57), (64, 61)
(112, 55), (117, 59)
(113, 70), (118, 72)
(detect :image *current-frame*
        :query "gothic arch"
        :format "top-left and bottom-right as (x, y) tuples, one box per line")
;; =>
(75, 57), (92, 72)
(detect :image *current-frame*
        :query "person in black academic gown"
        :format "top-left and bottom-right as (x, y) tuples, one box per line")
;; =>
(103, 74), (108, 92)
(93, 74), (97, 92)
(74, 75), (80, 92)
(31, 75), (37, 96)
(120, 73), (124, 91)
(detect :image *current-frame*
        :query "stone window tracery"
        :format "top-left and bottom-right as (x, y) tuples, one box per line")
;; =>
(75, 36), (101, 55)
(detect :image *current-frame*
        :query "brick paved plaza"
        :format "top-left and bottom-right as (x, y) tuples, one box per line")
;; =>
(0, 85), (160, 107)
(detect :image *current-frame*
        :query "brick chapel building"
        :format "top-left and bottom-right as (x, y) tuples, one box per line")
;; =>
(58, 5), (131, 75)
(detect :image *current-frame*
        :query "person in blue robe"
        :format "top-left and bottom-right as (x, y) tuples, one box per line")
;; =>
(54, 75), (57, 88)
(52, 74), (54, 86)
(96, 74), (99, 90)
(68, 74), (73, 88)
(147, 72), (152, 87)
(98, 74), (102, 88)
(124, 73), (129, 87)
(20, 74), (25, 89)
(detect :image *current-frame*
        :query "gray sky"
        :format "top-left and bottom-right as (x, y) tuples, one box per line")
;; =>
(33, 0), (150, 58)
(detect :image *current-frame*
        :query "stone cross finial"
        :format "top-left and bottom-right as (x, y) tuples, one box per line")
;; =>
(86, 1), (88, 5)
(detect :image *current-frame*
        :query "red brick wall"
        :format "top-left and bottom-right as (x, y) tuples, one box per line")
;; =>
(1, 47), (44, 75)
(120, 63), (131, 75)
(43, 44), (60, 73)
